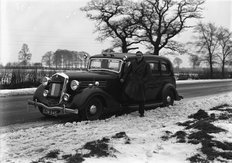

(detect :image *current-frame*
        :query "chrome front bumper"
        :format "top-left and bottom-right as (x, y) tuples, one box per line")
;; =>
(28, 100), (78, 114)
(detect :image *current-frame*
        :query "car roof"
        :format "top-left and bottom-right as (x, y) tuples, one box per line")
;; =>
(90, 53), (171, 63)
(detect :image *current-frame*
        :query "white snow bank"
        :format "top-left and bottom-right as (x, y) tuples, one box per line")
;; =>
(177, 79), (232, 84)
(1, 92), (232, 163)
(0, 88), (36, 97)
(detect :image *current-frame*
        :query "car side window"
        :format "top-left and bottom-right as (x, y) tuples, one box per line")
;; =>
(161, 62), (170, 76)
(101, 59), (109, 69)
(149, 61), (160, 76)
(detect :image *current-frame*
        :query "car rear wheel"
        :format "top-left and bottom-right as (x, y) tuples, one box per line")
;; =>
(81, 97), (103, 121)
(162, 90), (174, 107)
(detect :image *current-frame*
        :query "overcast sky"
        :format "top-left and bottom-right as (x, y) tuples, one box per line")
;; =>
(0, 0), (231, 65)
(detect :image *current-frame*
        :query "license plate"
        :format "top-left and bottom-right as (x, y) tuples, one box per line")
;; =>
(43, 109), (57, 116)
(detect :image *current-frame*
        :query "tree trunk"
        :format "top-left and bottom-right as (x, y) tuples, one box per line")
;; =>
(121, 40), (128, 53)
(152, 43), (159, 55)
(152, 36), (161, 56)
(209, 53), (213, 79)
(209, 63), (213, 79)
(222, 62), (225, 79)
(121, 47), (128, 53)
(153, 49), (159, 55)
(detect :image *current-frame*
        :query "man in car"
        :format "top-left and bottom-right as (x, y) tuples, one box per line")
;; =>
(120, 51), (151, 117)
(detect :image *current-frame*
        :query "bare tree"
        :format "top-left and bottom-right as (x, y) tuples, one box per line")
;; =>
(81, 0), (141, 53)
(173, 57), (183, 69)
(163, 41), (188, 55)
(133, 0), (204, 55)
(189, 54), (201, 69)
(54, 50), (75, 68)
(194, 22), (219, 78)
(41, 51), (54, 68)
(53, 50), (62, 68)
(216, 27), (232, 78)
(18, 43), (32, 66)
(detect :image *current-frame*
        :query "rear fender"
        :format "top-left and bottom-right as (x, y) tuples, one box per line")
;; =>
(162, 83), (180, 100)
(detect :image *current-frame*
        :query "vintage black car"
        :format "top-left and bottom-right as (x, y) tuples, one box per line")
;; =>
(28, 53), (182, 120)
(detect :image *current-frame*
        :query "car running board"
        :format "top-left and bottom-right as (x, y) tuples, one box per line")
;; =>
(125, 102), (163, 109)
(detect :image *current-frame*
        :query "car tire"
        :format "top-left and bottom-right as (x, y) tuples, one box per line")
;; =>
(81, 97), (103, 121)
(162, 89), (174, 107)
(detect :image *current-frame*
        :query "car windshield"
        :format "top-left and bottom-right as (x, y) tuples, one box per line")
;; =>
(88, 58), (123, 73)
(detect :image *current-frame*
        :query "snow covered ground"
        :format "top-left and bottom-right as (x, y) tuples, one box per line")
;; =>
(176, 79), (232, 84)
(1, 90), (232, 163)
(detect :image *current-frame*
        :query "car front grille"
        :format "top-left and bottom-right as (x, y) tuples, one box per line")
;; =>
(48, 73), (69, 104)
(49, 83), (62, 97)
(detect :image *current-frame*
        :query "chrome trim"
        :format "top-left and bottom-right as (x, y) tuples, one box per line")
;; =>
(123, 55), (128, 61)
(167, 96), (171, 103)
(89, 105), (97, 114)
(43, 90), (48, 97)
(51, 73), (69, 104)
(95, 81), (99, 86)
(60, 77), (69, 103)
(88, 83), (93, 87)
(62, 93), (70, 101)
(28, 100), (78, 114)
(70, 80), (80, 90)
(52, 72), (69, 79)
(80, 81), (107, 88)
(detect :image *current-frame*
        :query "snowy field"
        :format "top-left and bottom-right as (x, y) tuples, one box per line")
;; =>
(1, 89), (232, 162)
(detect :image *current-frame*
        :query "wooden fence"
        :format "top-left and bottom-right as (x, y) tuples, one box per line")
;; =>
(0, 66), (86, 89)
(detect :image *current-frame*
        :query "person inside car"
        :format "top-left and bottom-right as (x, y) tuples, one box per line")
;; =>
(120, 51), (151, 117)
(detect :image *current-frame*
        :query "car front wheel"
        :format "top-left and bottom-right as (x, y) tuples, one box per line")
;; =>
(81, 97), (103, 121)
(38, 107), (54, 118)
(162, 90), (174, 107)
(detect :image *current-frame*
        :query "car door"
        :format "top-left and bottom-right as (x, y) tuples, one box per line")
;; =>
(160, 61), (173, 85)
(145, 60), (162, 102)
(120, 60), (134, 104)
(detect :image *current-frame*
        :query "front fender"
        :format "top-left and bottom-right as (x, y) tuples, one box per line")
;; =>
(69, 86), (120, 111)
(33, 84), (46, 101)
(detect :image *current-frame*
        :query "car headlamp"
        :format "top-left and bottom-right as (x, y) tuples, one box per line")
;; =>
(42, 77), (50, 86)
(43, 90), (48, 97)
(63, 93), (70, 101)
(70, 80), (80, 90)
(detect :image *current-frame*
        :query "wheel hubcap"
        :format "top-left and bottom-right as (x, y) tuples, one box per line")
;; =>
(167, 96), (171, 103)
(89, 105), (97, 114)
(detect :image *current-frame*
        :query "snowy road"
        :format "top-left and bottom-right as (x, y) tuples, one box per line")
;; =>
(176, 79), (232, 98)
(0, 79), (232, 127)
